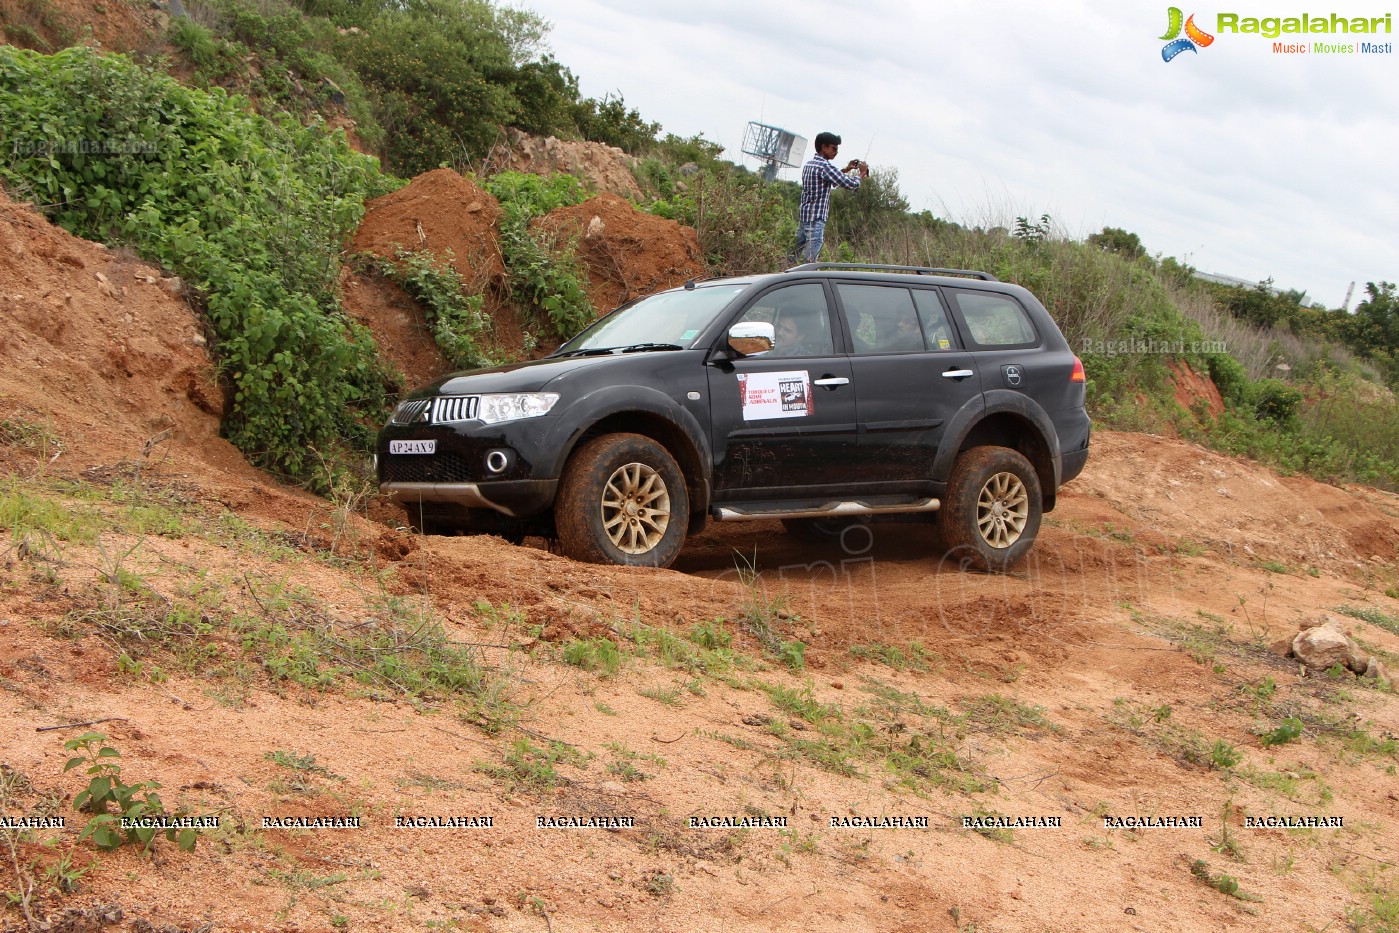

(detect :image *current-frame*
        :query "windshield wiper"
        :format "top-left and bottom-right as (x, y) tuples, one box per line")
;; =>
(555, 343), (684, 357)
(618, 343), (684, 353)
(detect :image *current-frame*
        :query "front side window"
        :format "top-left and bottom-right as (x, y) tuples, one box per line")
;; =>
(735, 283), (833, 358)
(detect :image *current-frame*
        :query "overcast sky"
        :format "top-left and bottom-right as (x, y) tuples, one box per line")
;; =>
(517, 0), (1397, 309)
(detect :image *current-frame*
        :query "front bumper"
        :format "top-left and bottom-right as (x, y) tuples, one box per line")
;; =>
(378, 478), (558, 518)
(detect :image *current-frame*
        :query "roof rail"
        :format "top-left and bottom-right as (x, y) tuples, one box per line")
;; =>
(785, 262), (998, 281)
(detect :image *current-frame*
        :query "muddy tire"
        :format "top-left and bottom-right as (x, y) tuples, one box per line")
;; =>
(940, 446), (1041, 572)
(555, 434), (689, 568)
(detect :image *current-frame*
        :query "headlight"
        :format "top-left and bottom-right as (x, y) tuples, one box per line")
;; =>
(477, 393), (560, 425)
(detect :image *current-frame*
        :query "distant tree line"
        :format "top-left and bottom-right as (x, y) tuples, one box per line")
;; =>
(1085, 227), (1399, 388)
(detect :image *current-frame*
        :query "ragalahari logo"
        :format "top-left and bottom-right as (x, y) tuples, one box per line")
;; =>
(1160, 7), (1216, 60)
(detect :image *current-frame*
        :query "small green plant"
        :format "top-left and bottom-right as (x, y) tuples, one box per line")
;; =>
(606, 760), (646, 782)
(690, 618), (732, 650)
(777, 639), (806, 672)
(961, 694), (1057, 734)
(638, 684), (684, 707)
(1209, 740), (1243, 770)
(1189, 859), (1261, 901)
(1241, 676), (1277, 702)
(483, 171), (594, 340)
(39, 851), (88, 896)
(1347, 870), (1399, 931)
(964, 809), (1014, 844)
(562, 637), (623, 676)
(642, 871), (674, 897)
(476, 739), (582, 792)
(731, 552), (809, 671)
(0, 415), (61, 463)
(1260, 718), (1303, 748)
(1209, 800), (1246, 861)
(1337, 605), (1399, 637)
(62, 733), (200, 851)
(264, 750), (337, 776)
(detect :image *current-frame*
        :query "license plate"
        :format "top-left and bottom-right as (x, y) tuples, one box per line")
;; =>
(390, 440), (436, 455)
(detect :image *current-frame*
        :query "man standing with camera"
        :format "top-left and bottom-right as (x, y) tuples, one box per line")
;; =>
(791, 131), (869, 263)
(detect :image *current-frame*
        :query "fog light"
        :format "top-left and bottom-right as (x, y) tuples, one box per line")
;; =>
(484, 449), (511, 474)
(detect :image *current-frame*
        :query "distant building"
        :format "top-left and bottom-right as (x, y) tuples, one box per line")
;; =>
(1193, 270), (1309, 307)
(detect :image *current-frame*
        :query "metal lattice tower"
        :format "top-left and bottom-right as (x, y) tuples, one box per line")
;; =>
(741, 122), (806, 182)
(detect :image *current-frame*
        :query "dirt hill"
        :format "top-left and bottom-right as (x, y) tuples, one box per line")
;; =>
(345, 171), (707, 390)
(2, 185), (1399, 933)
(535, 193), (706, 314)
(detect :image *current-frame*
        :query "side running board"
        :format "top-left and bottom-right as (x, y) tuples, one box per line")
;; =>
(715, 499), (940, 521)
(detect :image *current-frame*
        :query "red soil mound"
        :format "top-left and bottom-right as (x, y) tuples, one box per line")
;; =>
(1169, 359), (1225, 420)
(351, 168), (505, 286)
(536, 193), (706, 314)
(0, 188), (231, 471)
(339, 266), (451, 392)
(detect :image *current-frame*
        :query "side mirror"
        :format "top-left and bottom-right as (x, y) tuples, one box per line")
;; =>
(728, 321), (775, 357)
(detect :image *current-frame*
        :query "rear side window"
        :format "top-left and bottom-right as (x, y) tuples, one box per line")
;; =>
(912, 289), (958, 350)
(838, 284), (924, 354)
(950, 291), (1039, 348)
(837, 284), (963, 353)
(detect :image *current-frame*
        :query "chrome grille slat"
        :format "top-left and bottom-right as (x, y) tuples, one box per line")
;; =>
(390, 396), (479, 424)
(390, 398), (431, 424)
(431, 395), (478, 423)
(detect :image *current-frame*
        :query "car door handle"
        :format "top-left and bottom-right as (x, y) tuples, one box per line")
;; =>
(942, 369), (975, 380)
(813, 376), (850, 388)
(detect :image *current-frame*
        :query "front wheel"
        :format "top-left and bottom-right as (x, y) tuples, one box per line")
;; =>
(555, 434), (689, 568)
(940, 446), (1042, 572)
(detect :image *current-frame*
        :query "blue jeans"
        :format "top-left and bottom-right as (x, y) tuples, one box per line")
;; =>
(791, 219), (826, 263)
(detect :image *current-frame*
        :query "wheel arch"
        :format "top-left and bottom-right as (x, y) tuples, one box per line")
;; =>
(545, 389), (712, 518)
(935, 392), (1062, 512)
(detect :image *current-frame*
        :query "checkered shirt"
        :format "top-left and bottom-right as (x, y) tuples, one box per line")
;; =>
(798, 154), (862, 224)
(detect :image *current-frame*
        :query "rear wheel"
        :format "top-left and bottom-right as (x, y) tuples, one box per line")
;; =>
(556, 434), (689, 567)
(940, 446), (1041, 572)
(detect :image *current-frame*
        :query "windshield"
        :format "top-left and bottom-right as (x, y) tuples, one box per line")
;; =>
(554, 283), (749, 354)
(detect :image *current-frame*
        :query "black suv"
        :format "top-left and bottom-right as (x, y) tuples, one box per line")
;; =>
(376, 264), (1090, 571)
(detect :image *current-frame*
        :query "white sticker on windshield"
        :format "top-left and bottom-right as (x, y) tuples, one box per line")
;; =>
(738, 371), (812, 420)
(681, 329), (699, 340)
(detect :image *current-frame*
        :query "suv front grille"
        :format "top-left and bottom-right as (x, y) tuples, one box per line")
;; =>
(382, 452), (475, 484)
(390, 399), (431, 424)
(390, 396), (479, 425)
(431, 395), (478, 423)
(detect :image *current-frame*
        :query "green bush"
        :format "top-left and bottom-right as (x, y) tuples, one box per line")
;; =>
(170, 0), (387, 155)
(1249, 378), (1303, 427)
(1207, 353), (1250, 405)
(335, 1), (550, 175)
(372, 249), (494, 370)
(483, 171), (594, 338)
(0, 46), (394, 482)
